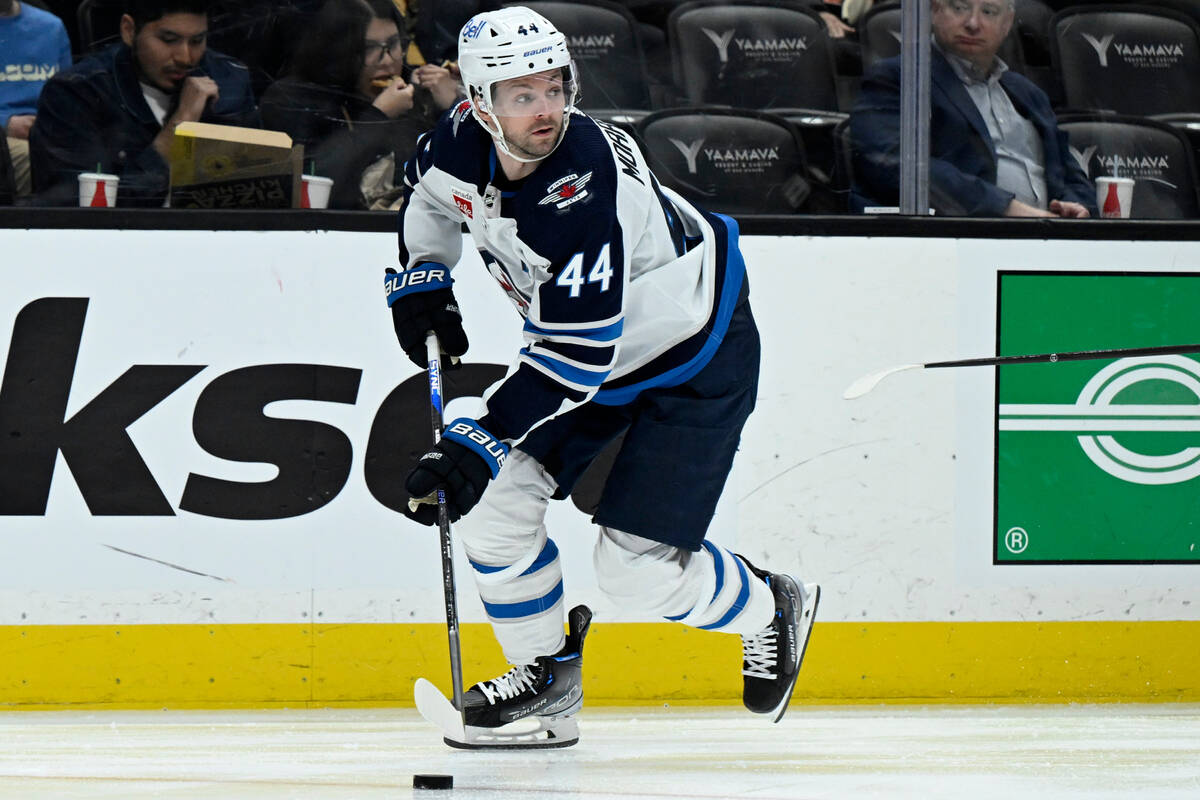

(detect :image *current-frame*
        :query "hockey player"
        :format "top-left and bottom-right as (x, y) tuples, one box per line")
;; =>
(386, 6), (819, 748)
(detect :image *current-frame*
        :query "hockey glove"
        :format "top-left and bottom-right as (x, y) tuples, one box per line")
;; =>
(404, 418), (510, 525)
(385, 264), (469, 368)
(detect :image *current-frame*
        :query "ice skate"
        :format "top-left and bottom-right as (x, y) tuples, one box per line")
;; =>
(417, 604), (592, 749)
(738, 558), (819, 722)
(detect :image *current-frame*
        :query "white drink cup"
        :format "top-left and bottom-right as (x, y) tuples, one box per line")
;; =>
(78, 172), (119, 207)
(301, 175), (333, 209)
(1096, 176), (1134, 219)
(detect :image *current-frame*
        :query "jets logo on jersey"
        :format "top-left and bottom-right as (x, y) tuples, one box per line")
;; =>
(538, 172), (593, 210)
(452, 188), (474, 218)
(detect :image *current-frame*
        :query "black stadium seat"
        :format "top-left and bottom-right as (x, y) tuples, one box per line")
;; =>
(1051, 4), (1200, 116)
(857, 1), (904, 71)
(76, 0), (123, 53)
(512, 0), (654, 123)
(830, 116), (855, 205)
(1059, 113), (1200, 218)
(667, 0), (840, 115)
(636, 107), (812, 214)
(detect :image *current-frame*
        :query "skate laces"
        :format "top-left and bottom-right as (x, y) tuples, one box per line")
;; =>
(478, 664), (538, 705)
(741, 620), (779, 680)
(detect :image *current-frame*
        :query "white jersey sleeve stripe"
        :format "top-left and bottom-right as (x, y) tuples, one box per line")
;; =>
(520, 349), (611, 389)
(522, 317), (624, 341)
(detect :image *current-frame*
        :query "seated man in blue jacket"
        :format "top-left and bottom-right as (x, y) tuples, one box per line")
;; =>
(30, 0), (259, 206)
(850, 0), (1095, 217)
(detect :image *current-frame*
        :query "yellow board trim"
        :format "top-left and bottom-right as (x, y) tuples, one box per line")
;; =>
(1, 621), (1196, 709)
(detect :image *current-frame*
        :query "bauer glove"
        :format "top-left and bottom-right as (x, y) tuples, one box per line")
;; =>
(385, 264), (469, 368)
(404, 418), (509, 525)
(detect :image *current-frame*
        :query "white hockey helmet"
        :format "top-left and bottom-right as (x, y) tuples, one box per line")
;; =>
(457, 6), (579, 162)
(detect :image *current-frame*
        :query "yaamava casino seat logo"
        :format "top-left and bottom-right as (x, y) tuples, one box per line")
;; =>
(995, 271), (1200, 564)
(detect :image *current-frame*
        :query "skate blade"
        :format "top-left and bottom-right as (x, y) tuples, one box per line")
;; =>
(448, 718), (580, 750)
(414, 678), (580, 750)
(770, 582), (820, 724)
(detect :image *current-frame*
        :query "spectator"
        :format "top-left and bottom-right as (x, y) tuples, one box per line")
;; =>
(1, 0), (72, 199)
(203, 0), (325, 99)
(29, 0), (259, 207)
(261, 0), (461, 210)
(849, 0), (1095, 217)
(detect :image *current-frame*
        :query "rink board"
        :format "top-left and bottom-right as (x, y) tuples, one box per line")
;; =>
(0, 229), (1198, 707)
(1, 621), (1198, 708)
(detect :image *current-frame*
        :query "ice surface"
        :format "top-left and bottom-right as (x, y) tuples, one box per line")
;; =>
(1, 704), (1197, 799)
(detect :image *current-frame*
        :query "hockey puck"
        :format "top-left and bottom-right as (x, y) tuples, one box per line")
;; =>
(413, 774), (454, 790)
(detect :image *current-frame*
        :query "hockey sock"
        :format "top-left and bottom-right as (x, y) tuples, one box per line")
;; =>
(469, 534), (566, 663)
(666, 543), (775, 635)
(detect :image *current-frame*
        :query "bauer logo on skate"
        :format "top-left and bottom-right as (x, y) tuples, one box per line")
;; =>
(998, 355), (1200, 485)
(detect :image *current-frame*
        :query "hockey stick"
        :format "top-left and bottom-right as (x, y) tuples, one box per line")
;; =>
(843, 343), (1200, 400)
(417, 332), (466, 720)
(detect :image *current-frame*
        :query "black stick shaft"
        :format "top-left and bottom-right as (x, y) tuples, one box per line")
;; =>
(924, 343), (1200, 370)
(425, 334), (465, 715)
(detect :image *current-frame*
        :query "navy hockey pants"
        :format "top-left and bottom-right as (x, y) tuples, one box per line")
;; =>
(517, 294), (760, 551)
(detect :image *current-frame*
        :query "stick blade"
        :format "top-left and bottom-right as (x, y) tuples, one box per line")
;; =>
(414, 677), (465, 741)
(842, 364), (922, 400)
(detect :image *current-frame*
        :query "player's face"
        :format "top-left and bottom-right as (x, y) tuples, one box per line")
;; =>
(121, 12), (209, 92)
(489, 70), (567, 160)
(932, 0), (1014, 72)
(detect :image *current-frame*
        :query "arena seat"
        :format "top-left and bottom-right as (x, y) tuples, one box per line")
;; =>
(667, 0), (840, 115)
(1059, 112), (1200, 218)
(636, 106), (812, 214)
(75, 0), (123, 53)
(1051, 4), (1200, 116)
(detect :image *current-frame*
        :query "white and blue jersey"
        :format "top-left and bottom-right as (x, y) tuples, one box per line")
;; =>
(396, 101), (747, 449)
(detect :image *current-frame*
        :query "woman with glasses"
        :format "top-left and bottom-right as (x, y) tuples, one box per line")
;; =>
(261, 0), (462, 210)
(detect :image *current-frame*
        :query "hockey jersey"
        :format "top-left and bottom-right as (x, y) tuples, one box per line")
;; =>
(395, 102), (747, 448)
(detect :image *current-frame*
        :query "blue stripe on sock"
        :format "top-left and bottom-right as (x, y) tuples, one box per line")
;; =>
(698, 553), (751, 631)
(702, 541), (724, 604)
(665, 541), (725, 622)
(522, 538), (559, 576)
(470, 559), (504, 574)
(482, 580), (564, 620)
(469, 539), (560, 577)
